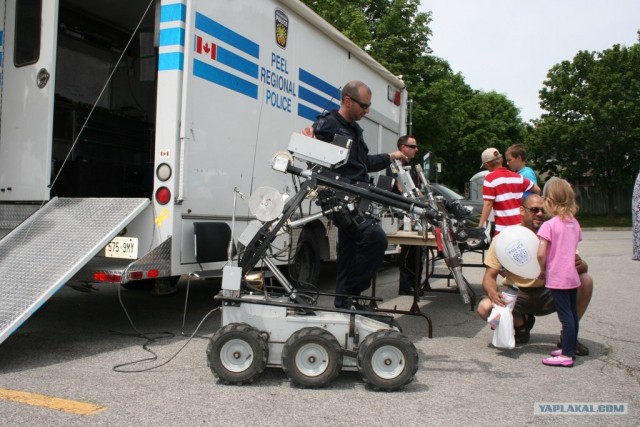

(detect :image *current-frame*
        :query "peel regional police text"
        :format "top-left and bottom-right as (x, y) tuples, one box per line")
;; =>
(261, 53), (297, 112)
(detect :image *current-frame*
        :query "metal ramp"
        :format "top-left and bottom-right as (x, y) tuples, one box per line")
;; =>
(0, 197), (149, 345)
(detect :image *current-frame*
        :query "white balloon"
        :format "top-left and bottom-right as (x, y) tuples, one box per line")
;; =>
(495, 225), (541, 279)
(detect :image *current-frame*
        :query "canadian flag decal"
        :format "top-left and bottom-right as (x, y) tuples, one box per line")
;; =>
(195, 35), (217, 60)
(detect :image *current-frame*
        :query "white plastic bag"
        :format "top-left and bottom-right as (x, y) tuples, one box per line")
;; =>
(488, 305), (515, 349)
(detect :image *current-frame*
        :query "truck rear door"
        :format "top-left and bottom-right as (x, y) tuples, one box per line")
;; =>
(0, 0), (59, 201)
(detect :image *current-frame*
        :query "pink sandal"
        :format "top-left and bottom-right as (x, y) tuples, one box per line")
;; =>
(542, 355), (573, 367)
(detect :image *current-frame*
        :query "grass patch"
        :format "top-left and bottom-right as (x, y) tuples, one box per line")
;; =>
(576, 215), (632, 228)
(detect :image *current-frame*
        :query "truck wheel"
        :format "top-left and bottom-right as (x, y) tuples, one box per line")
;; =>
(291, 231), (320, 288)
(282, 327), (342, 388)
(121, 279), (155, 290)
(207, 323), (268, 385)
(149, 276), (181, 296)
(357, 330), (418, 391)
(122, 276), (181, 292)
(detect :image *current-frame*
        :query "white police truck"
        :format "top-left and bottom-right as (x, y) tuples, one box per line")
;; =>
(0, 0), (407, 345)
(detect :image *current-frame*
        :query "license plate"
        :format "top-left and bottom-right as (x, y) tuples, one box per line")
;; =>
(105, 237), (138, 259)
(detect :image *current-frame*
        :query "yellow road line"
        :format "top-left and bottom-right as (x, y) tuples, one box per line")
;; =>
(0, 388), (105, 415)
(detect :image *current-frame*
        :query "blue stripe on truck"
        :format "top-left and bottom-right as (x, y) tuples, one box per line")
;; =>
(159, 52), (184, 71)
(159, 28), (185, 47)
(195, 12), (259, 59)
(299, 68), (341, 100)
(160, 3), (186, 23)
(216, 45), (258, 78)
(299, 86), (339, 112)
(298, 104), (321, 122)
(193, 58), (258, 99)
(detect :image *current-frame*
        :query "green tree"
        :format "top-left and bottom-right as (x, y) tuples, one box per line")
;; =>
(530, 43), (640, 214)
(301, 0), (526, 191)
(450, 91), (524, 187)
(301, 0), (372, 47)
(411, 64), (524, 190)
(301, 0), (434, 138)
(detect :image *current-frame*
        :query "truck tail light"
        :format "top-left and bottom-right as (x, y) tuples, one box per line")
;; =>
(128, 271), (143, 280)
(155, 187), (171, 205)
(388, 86), (402, 106)
(92, 270), (163, 283)
(93, 272), (122, 283)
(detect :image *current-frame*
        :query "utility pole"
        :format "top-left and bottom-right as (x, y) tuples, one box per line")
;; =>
(406, 99), (413, 135)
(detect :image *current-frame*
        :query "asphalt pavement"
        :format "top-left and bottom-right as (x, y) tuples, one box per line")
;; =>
(0, 230), (638, 426)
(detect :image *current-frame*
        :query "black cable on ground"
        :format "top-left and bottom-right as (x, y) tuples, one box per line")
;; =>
(110, 283), (220, 373)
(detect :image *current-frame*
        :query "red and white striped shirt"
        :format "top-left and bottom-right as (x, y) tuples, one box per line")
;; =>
(483, 167), (534, 234)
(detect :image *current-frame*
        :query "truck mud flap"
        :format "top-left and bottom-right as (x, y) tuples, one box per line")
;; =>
(121, 237), (172, 284)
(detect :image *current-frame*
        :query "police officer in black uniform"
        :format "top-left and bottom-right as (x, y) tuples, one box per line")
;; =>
(385, 135), (425, 296)
(302, 80), (407, 308)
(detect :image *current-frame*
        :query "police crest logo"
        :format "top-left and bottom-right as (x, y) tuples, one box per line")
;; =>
(275, 9), (289, 49)
(506, 240), (530, 266)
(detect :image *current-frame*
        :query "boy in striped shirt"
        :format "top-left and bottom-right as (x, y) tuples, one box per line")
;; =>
(478, 148), (541, 235)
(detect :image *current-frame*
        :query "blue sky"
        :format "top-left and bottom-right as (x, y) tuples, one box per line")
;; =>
(420, 0), (640, 121)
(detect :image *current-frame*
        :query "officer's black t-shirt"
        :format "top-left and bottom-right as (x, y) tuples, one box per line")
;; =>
(313, 110), (390, 182)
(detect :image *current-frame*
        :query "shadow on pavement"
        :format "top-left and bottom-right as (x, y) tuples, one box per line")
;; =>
(0, 277), (223, 373)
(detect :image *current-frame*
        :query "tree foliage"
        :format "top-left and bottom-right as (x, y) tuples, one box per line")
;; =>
(453, 91), (524, 181)
(529, 43), (640, 213)
(300, 0), (525, 191)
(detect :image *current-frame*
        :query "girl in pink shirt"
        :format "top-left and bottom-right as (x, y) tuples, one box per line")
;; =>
(537, 179), (582, 367)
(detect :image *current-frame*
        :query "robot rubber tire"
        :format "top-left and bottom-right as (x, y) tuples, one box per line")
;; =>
(207, 323), (268, 385)
(357, 330), (418, 391)
(281, 327), (342, 388)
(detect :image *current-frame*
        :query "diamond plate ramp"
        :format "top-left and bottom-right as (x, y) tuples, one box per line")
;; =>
(0, 197), (149, 345)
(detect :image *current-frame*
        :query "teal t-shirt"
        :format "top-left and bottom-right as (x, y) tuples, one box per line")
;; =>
(519, 166), (537, 198)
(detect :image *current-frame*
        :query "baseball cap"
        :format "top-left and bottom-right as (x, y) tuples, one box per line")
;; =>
(480, 148), (502, 167)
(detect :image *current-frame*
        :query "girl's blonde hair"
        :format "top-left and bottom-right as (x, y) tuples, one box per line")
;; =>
(544, 178), (579, 219)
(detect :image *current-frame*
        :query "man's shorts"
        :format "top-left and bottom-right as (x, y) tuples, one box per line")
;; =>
(512, 286), (556, 318)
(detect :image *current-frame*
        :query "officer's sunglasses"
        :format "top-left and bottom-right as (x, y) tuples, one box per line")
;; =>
(346, 95), (371, 110)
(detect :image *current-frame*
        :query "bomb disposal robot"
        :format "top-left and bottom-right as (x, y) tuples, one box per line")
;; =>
(205, 133), (452, 390)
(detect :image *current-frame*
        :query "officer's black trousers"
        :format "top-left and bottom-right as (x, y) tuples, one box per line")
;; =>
(334, 220), (387, 308)
(399, 245), (424, 293)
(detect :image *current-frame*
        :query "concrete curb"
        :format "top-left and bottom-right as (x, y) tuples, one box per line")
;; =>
(582, 227), (632, 231)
